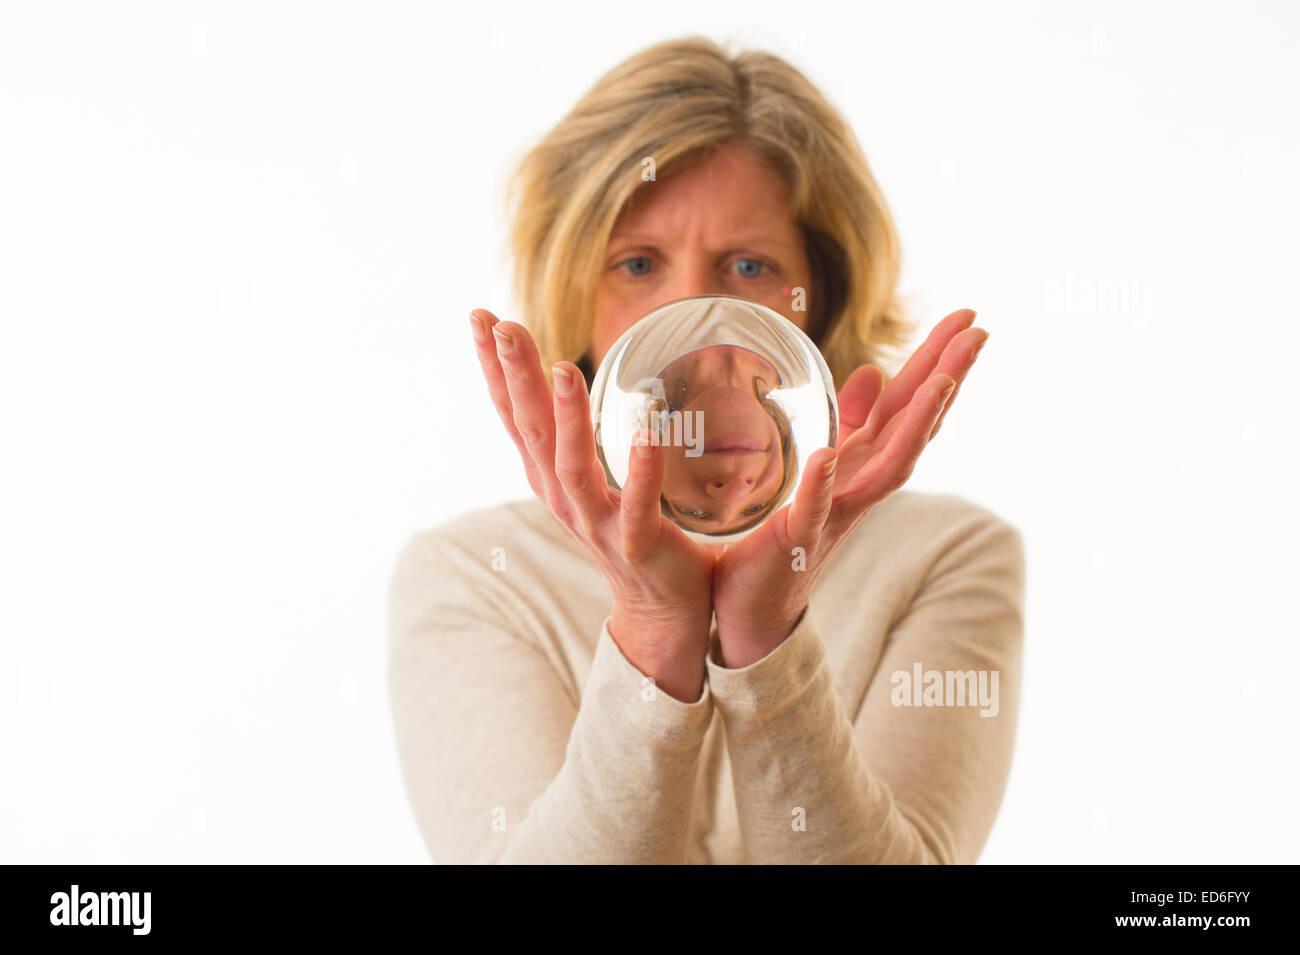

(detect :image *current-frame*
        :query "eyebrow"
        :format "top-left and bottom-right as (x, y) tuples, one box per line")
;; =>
(608, 234), (799, 253)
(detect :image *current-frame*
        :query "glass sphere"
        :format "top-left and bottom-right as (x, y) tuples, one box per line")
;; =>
(590, 295), (838, 545)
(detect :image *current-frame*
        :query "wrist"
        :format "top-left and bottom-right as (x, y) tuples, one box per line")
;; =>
(713, 604), (807, 668)
(609, 598), (711, 652)
(608, 602), (711, 703)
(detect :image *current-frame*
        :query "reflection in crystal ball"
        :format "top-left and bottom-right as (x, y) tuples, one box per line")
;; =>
(590, 295), (838, 544)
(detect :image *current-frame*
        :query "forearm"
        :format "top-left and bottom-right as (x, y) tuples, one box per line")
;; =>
(707, 614), (948, 864)
(708, 504), (1026, 865)
(497, 617), (713, 864)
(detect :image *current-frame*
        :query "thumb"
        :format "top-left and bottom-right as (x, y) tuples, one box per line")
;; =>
(786, 446), (837, 550)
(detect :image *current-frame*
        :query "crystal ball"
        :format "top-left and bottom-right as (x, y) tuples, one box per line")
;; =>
(590, 295), (838, 544)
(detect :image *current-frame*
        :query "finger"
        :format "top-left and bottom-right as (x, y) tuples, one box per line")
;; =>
(833, 382), (911, 476)
(836, 325), (985, 465)
(860, 308), (975, 443)
(786, 446), (838, 549)
(839, 373), (955, 510)
(470, 309), (549, 501)
(489, 318), (573, 521)
(620, 429), (665, 559)
(551, 361), (613, 534)
(930, 328), (988, 440)
(835, 364), (884, 449)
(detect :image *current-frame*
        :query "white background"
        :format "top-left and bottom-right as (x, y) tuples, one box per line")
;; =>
(2, 0), (1296, 863)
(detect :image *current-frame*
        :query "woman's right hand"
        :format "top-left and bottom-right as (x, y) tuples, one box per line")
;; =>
(469, 308), (717, 702)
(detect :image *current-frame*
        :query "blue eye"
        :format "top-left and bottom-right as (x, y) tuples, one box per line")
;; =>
(617, 255), (770, 279)
(619, 256), (654, 276)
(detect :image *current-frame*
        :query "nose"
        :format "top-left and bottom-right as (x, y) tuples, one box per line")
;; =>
(704, 473), (755, 507)
(666, 256), (727, 301)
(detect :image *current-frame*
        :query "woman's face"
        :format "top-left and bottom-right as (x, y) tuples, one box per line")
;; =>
(590, 139), (814, 369)
(657, 344), (786, 533)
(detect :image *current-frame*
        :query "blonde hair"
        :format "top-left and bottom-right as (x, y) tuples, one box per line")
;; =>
(504, 35), (913, 392)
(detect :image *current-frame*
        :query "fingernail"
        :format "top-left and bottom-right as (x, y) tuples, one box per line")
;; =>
(635, 439), (654, 459)
(971, 329), (990, 360)
(822, 454), (837, 478)
(492, 324), (514, 354)
(552, 364), (574, 395)
(469, 311), (488, 343)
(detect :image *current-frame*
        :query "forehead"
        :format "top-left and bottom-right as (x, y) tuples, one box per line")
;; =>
(611, 142), (797, 239)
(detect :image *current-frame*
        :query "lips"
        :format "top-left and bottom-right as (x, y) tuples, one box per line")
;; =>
(702, 434), (768, 454)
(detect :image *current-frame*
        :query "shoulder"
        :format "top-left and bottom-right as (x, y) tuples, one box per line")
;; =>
(858, 490), (1020, 548)
(393, 497), (580, 572)
(382, 496), (592, 623)
(827, 490), (1024, 591)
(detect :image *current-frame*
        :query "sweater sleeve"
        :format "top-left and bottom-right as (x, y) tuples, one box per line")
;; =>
(386, 530), (714, 864)
(705, 514), (1025, 864)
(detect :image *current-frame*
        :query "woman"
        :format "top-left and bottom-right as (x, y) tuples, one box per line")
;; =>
(388, 36), (1024, 864)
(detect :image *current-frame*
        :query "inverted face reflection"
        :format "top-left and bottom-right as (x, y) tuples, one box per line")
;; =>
(652, 345), (793, 535)
(590, 295), (838, 545)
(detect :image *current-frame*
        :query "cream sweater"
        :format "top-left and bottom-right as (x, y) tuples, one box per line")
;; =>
(386, 490), (1025, 864)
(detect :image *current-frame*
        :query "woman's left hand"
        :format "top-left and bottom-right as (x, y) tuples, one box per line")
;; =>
(709, 309), (989, 668)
